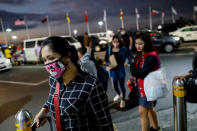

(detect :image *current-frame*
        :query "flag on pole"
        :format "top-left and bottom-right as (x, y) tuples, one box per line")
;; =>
(84, 12), (88, 23)
(66, 14), (71, 24)
(151, 9), (159, 15)
(171, 7), (177, 15)
(84, 11), (90, 33)
(194, 6), (197, 12)
(135, 8), (140, 19)
(120, 9), (123, 20)
(66, 12), (71, 35)
(41, 17), (48, 23)
(162, 11), (165, 17)
(14, 18), (25, 26)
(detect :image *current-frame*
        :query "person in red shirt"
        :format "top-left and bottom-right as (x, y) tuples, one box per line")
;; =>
(130, 33), (161, 131)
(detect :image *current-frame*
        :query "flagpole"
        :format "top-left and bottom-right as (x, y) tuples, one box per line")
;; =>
(161, 11), (164, 25)
(0, 18), (7, 46)
(24, 16), (30, 39)
(149, 7), (152, 30)
(47, 15), (51, 36)
(86, 22), (90, 34)
(172, 14), (175, 23)
(120, 8), (124, 29)
(193, 6), (195, 21)
(66, 12), (71, 36)
(103, 9), (108, 32)
(171, 7), (175, 23)
(135, 8), (139, 31)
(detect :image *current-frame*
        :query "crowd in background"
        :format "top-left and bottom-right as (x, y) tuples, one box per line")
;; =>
(0, 44), (25, 65)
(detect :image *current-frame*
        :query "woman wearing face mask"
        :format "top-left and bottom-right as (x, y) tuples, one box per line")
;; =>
(34, 36), (114, 131)
(130, 33), (161, 131)
(105, 35), (128, 108)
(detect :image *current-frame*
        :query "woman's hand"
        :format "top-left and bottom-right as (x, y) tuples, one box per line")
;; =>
(173, 73), (193, 81)
(106, 65), (114, 70)
(124, 61), (128, 66)
(34, 108), (48, 128)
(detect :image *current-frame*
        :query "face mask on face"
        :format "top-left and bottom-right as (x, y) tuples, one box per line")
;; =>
(113, 42), (119, 48)
(44, 57), (68, 78)
(120, 31), (126, 35)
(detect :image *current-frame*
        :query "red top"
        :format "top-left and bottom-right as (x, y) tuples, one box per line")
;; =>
(136, 51), (160, 97)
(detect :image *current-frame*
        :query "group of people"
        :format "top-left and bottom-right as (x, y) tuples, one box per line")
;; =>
(0, 44), (25, 65)
(34, 30), (163, 131)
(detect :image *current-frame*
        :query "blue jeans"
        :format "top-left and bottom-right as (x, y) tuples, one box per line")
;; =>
(110, 66), (126, 100)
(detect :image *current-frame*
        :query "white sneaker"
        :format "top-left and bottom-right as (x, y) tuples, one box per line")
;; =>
(120, 100), (125, 108)
(113, 95), (122, 102)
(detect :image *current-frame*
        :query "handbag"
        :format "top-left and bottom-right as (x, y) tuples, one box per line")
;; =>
(109, 54), (118, 68)
(184, 77), (197, 103)
(144, 68), (169, 101)
(127, 77), (138, 101)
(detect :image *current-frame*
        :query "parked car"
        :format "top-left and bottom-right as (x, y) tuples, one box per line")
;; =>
(23, 36), (81, 62)
(0, 51), (12, 71)
(169, 25), (197, 42)
(134, 31), (181, 53)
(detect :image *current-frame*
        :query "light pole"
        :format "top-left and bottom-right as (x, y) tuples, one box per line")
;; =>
(98, 21), (103, 32)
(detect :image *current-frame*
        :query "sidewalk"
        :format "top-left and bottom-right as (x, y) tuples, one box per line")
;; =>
(114, 102), (197, 131)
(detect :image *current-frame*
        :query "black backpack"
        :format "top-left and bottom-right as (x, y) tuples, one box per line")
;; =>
(96, 66), (109, 91)
(184, 76), (197, 103)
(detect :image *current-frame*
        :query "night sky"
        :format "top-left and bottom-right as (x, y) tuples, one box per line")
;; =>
(0, 0), (196, 43)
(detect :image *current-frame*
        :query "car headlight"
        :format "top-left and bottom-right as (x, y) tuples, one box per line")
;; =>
(173, 36), (180, 41)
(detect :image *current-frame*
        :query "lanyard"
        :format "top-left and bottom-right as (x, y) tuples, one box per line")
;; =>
(54, 82), (62, 131)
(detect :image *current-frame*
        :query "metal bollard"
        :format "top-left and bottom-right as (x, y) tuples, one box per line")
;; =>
(172, 79), (187, 131)
(15, 109), (33, 131)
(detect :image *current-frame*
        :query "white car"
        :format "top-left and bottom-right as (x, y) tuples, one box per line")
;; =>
(0, 51), (12, 71)
(23, 36), (81, 62)
(169, 25), (197, 42)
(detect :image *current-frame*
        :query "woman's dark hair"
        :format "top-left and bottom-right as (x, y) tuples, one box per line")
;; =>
(77, 47), (96, 62)
(77, 47), (87, 56)
(133, 33), (156, 65)
(135, 33), (155, 52)
(111, 35), (123, 47)
(41, 36), (80, 70)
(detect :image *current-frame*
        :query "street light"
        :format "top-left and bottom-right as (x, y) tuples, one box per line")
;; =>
(6, 28), (12, 32)
(98, 21), (103, 32)
(12, 35), (17, 40)
(73, 29), (78, 36)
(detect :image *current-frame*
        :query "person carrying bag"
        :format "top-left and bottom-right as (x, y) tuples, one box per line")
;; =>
(130, 33), (162, 131)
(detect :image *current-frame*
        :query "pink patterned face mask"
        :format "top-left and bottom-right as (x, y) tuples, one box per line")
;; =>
(44, 57), (68, 78)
